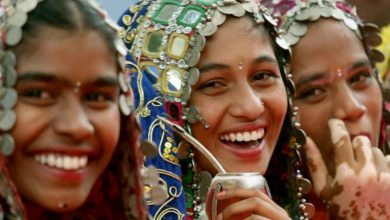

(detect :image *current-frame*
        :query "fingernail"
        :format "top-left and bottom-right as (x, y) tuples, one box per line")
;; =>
(352, 136), (370, 149)
(328, 119), (348, 145)
(217, 213), (223, 220)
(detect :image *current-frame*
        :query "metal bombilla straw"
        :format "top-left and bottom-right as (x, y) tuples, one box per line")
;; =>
(157, 116), (226, 174)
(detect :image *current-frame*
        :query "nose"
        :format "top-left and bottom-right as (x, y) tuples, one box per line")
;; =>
(333, 85), (366, 121)
(53, 99), (94, 143)
(228, 84), (264, 120)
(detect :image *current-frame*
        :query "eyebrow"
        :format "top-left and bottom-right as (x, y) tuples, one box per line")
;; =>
(198, 55), (277, 73)
(17, 72), (119, 87)
(294, 59), (372, 89)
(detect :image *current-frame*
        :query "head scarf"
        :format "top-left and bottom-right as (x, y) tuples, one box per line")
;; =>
(0, 0), (146, 219)
(119, 0), (313, 219)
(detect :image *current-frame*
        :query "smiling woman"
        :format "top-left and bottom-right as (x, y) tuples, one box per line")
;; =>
(0, 0), (146, 219)
(119, 0), (313, 219)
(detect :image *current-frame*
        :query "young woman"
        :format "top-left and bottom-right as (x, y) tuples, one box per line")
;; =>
(119, 0), (313, 219)
(0, 0), (146, 219)
(274, 0), (390, 219)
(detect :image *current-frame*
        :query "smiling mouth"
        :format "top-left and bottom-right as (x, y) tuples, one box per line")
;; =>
(219, 128), (265, 149)
(34, 154), (88, 171)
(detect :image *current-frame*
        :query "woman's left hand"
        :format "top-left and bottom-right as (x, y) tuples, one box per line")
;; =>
(216, 188), (291, 220)
(305, 119), (390, 219)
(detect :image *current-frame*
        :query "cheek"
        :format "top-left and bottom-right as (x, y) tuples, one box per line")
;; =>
(93, 108), (121, 157)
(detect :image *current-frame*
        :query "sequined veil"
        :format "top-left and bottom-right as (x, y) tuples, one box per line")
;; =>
(119, 0), (315, 219)
(0, 0), (146, 219)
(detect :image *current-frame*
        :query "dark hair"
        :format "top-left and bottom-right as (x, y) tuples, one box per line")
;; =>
(6, 0), (146, 219)
(19, 0), (117, 60)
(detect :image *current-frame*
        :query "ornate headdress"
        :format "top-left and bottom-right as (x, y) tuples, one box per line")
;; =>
(119, 0), (314, 219)
(272, 0), (390, 154)
(0, 0), (147, 219)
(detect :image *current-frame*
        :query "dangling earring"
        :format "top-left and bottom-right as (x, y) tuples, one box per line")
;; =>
(184, 105), (209, 129)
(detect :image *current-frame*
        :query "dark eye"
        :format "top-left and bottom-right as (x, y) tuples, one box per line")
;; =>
(349, 71), (373, 89)
(196, 80), (227, 96)
(85, 92), (115, 102)
(295, 87), (326, 103)
(251, 71), (277, 86)
(19, 88), (56, 106)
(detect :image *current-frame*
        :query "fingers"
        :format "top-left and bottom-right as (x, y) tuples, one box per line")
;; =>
(328, 119), (356, 168)
(218, 189), (290, 220)
(352, 136), (374, 167)
(304, 137), (331, 195)
(219, 188), (276, 210)
(244, 215), (271, 220)
(372, 147), (389, 173)
(386, 155), (390, 169)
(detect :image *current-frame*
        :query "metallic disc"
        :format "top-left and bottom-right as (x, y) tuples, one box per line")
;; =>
(331, 9), (344, 20)
(198, 171), (212, 202)
(285, 78), (296, 95)
(308, 7), (321, 21)
(275, 36), (290, 51)
(289, 22), (307, 37)
(4, 65), (17, 87)
(232, 4), (245, 17)
(217, 5), (235, 15)
(302, 202), (315, 218)
(320, 7), (332, 17)
(185, 105), (200, 124)
(7, 9), (27, 27)
(114, 38), (127, 56)
(199, 22), (217, 37)
(241, 1), (257, 13)
(178, 141), (190, 159)
(119, 94), (131, 116)
(181, 86), (191, 102)
(211, 10), (226, 26)
(193, 34), (206, 52)
(186, 51), (201, 67)
(295, 10), (311, 21)
(370, 48), (385, 62)
(344, 18), (358, 31)
(141, 141), (158, 158)
(141, 166), (159, 185)
(263, 12), (277, 26)
(362, 23), (380, 33)
(187, 68), (200, 85)
(118, 73), (129, 93)
(149, 185), (169, 205)
(297, 177), (312, 195)
(5, 26), (23, 47)
(0, 110), (16, 131)
(1, 88), (17, 109)
(283, 33), (300, 46)
(16, 0), (39, 12)
(0, 134), (15, 156)
(3, 51), (16, 67)
(292, 128), (306, 146)
(365, 33), (382, 47)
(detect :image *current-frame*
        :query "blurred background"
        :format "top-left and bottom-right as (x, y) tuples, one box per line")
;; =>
(96, 0), (137, 21)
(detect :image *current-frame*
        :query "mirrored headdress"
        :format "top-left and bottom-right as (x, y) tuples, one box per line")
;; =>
(120, 0), (314, 219)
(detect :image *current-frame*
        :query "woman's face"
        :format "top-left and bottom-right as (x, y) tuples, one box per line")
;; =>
(291, 19), (382, 174)
(191, 17), (287, 174)
(10, 27), (120, 211)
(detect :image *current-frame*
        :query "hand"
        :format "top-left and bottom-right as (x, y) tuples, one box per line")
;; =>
(216, 188), (291, 220)
(304, 118), (390, 219)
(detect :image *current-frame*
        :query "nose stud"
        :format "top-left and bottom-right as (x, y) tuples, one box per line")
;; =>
(336, 68), (343, 77)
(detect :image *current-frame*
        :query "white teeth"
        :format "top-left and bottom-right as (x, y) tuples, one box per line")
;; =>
(220, 128), (265, 142)
(34, 154), (88, 170)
